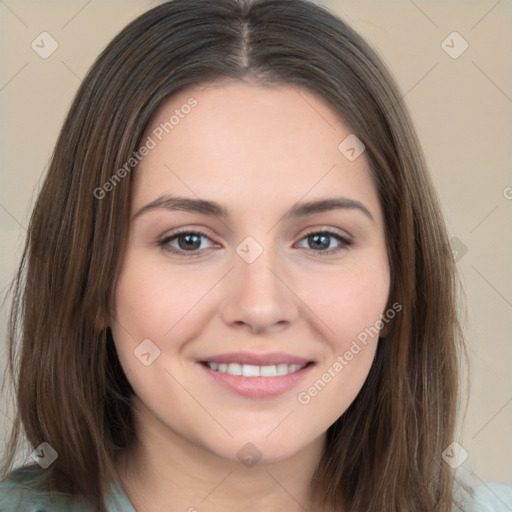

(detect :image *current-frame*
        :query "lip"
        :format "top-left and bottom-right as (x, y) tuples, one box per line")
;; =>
(199, 351), (312, 366)
(196, 353), (315, 399)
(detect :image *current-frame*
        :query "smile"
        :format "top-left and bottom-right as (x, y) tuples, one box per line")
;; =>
(202, 362), (309, 377)
(197, 353), (315, 399)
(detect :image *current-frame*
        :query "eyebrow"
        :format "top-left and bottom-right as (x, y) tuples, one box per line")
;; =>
(133, 194), (374, 222)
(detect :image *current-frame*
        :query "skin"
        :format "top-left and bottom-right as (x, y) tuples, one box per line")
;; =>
(110, 80), (390, 512)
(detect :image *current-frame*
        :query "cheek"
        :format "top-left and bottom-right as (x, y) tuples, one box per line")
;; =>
(110, 256), (207, 409)
(110, 255), (212, 390)
(293, 258), (389, 411)
(112, 254), (214, 342)
(300, 258), (390, 347)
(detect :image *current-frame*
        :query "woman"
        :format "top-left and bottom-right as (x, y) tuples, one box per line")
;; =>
(1, 0), (510, 511)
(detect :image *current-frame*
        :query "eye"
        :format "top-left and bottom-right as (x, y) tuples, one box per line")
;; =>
(158, 229), (218, 256)
(295, 230), (352, 255)
(158, 228), (352, 257)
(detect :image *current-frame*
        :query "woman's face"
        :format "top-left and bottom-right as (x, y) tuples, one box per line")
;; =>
(111, 81), (390, 464)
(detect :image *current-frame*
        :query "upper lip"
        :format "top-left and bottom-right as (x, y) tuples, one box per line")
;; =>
(199, 352), (313, 366)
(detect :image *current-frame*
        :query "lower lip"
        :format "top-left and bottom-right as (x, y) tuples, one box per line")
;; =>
(197, 362), (315, 399)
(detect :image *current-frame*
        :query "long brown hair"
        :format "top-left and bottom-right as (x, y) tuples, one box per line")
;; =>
(1, 0), (466, 510)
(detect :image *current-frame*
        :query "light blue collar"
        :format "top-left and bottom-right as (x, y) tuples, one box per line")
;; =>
(107, 477), (137, 512)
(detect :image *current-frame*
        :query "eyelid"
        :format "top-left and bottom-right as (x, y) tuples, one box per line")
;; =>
(299, 226), (352, 242)
(294, 228), (353, 255)
(158, 227), (220, 256)
(158, 226), (353, 257)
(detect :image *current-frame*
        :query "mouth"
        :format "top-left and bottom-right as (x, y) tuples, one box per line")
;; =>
(200, 361), (313, 377)
(197, 352), (316, 399)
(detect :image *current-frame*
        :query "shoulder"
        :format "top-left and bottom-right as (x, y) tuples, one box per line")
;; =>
(0, 465), (136, 512)
(453, 469), (512, 512)
(474, 482), (512, 511)
(0, 465), (92, 512)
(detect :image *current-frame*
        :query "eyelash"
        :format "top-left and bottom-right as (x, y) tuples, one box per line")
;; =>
(157, 228), (353, 257)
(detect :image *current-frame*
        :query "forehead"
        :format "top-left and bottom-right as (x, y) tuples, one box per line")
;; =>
(143, 80), (349, 164)
(133, 80), (380, 219)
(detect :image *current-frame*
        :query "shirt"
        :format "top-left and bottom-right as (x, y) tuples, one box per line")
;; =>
(0, 464), (511, 511)
(0, 466), (136, 512)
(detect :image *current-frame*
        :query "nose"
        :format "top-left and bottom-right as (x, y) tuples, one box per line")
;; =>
(220, 248), (299, 335)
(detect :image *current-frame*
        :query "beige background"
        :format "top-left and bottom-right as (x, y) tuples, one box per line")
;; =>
(1, 0), (511, 487)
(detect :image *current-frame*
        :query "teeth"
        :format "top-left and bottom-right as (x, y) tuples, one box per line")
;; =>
(260, 365), (277, 377)
(205, 362), (307, 377)
(227, 363), (242, 375)
(242, 364), (260, 377)
(276, 363), (289, 376)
